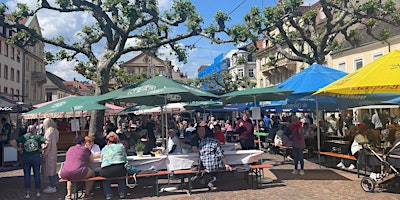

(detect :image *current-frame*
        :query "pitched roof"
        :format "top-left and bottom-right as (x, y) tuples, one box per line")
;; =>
(46, 71), (73, 93)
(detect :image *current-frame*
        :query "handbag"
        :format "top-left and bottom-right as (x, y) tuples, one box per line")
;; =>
(124, 162), (140, 175)
(125, 162), (140, 189)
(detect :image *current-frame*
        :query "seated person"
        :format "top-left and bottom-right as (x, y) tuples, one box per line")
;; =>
(213, 124), (226, 144)
(274, 129), (292, 147)
(60, 136), (94, 199)
(100, 132), (127, 200)
(274, 129), (293, 160)
(166, 129), (182, 154)
(198, 125), (232, 190)
(85, 136), (101, 159)
(190, 123), (212, 152)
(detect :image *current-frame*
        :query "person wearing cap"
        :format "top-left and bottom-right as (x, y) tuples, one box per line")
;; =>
(60, 136), (94, 199)
(166, 129), (182, 154)
(100, 132), (127, 200)
(235, 111), (255, 150)
(85, 136), (101, 159)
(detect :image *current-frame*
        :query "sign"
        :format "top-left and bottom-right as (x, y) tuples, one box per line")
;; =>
(251, 107), (261, 120)
(0, 107), (13, 111)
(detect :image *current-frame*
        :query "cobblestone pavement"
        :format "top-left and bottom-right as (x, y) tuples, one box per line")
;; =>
(1, 152), (399, 200)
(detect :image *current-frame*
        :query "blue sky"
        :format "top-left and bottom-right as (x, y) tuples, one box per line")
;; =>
(1, 0), (318, 80)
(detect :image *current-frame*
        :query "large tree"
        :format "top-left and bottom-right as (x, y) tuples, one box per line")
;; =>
(228, 0), (400, 65)
(189, 71), (256, 93)
(0, 0), (235, 136)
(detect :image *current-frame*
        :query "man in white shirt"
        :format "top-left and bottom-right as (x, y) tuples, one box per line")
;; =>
(371, 109), (383, 130)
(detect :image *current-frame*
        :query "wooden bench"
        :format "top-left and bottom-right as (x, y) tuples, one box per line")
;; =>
(269, 143), (293, 161)
(315, 151), (361, 177)
(172, 163), (273, 194)
(59, 170), (170, 199)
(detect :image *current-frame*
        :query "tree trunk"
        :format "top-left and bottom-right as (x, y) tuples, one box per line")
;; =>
(89, 63), (111, 137)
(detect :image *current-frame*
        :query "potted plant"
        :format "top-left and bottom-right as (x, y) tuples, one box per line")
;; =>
(135, 141), (145, 157)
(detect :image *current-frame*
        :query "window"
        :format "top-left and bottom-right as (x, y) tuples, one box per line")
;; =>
(17, 50), (20, 62)
(34, 62), (37, 71)
(338, 62), (346, 72)
(238, 69), (244, 77)
(248, 69), (254, 78)
(10, 68), (14, 81)
(354, 57), (363, 70)
(10, 88), (14, 95)
(11, 46), (14, 59)
(4, 65), (8, 79)
(0, 40), (2, 54)
(26, 58), (30, 72)
(16, 89), (19, 96)
(3, 87), (7, 94)
(373, 52), (383, 60)
(16, 70), (20, 82)
(25, 80), (29, 98)
(4, 43), (8, 57)
(46, 92), (52, 102)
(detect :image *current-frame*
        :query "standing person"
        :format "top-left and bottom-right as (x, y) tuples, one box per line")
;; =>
(9, 125), (47, 198)
(371, 109), (383, 130)
(289, 116), (306, 175)
(100, 132), (127, 200)
(338, 114), (344, 136)
(235, 111), (255, 150)
(224, 120), (233, 142)
(327, 114), (338, 135)
(263, 113), (271, 133)
(60, 136), (95, 199)
(142, 117), (156, 148)
(198, 124), (233, 190)
(1, 117), (12, 162)
(42, 118), (59, 194)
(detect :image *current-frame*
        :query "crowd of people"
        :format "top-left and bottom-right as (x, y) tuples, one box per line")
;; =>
(2, 107), (400, 199)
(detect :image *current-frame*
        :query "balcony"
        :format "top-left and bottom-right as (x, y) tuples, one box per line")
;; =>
(31, 71), (47, 83)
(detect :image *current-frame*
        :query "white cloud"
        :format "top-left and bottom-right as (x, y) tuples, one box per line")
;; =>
(302, 0), (318, 6)
(4, 0), (38, 10)
(47, 60), (86, 81)
(158, 0), (174, 12)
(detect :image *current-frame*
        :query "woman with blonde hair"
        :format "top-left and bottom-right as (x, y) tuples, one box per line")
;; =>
(42, 118), (59, 194)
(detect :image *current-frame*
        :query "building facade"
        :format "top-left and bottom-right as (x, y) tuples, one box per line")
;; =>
(0, 15), (46, 105)
(119, 52), (188, 83)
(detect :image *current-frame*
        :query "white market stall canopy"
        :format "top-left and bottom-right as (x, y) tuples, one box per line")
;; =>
(132, 103), (190, 115)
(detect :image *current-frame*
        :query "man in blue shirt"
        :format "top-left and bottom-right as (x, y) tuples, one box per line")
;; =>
(263, 113), (271, 133)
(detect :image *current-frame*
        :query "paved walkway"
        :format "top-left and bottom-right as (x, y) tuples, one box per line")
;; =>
(0, 153), (399, 199)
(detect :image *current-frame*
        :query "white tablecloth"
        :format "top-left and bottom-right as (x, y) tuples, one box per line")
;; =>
(90, 150), (264, 172)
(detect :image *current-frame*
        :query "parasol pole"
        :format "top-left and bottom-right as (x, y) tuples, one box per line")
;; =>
(315, 96), (322, 167)
(254, 95), (262, 151)
(72, 107), (78, 137)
